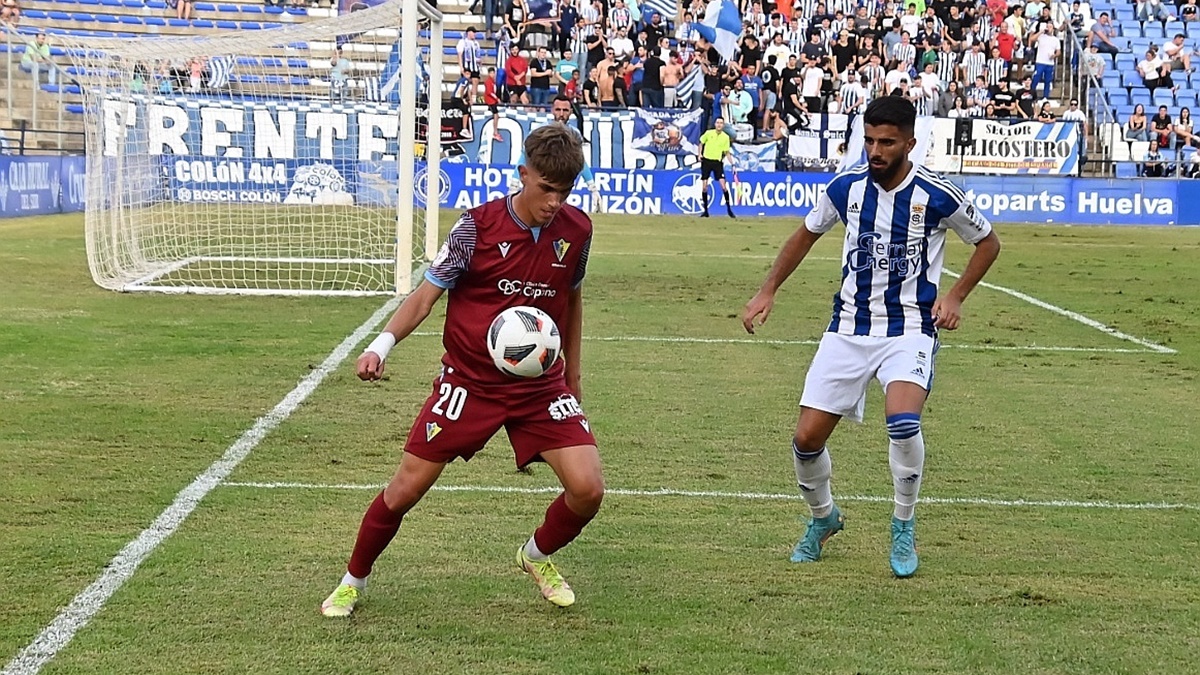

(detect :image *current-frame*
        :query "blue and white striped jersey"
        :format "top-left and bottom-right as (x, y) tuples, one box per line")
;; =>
(805, 164), (993, 338)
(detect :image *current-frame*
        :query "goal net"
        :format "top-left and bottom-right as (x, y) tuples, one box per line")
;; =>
(63, 0), (443, 296)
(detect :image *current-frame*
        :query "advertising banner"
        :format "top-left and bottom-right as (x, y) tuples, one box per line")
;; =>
(165, 156), (359, 205)
(629, 108), (704, 156)
(928, 118), (1082, 175)
(60, 156), (86, 213)
(0, 156), (61, 216)
(944, 175), (1180, 225)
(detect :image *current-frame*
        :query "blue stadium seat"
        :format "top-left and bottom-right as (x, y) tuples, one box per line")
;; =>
(194, 2), (215, 10)
(99, 0), (121, 5)
(241, 21), (263, 29)
(73, 12), (96, 21)
(95, 13), (119, 22)
(144, 15), (165, 24)
(192, 18), (214, 27)
(168, 17), (189, 25)
(241, 4), (262, 12)
(1115, 162), (1140, 178)
(216, 20), (237, 28)
(76, 0), (100, 4)
(1118, 19), (1141, 37)
(1108, 89), (1130, 106)
(1103, 72), (1122, 89)
(1132, 90), (1153, 107)
(1165, 21), (1186, 37)
(47, 10), (71, 19)
(217, 3), (239, 11)
(145, 0), (167, 7)
(1114, 6), (1135, 21)
(1153, 89), (1175, 107)
(262, 4), (284, 13)
(260, 21), (282, 28)
(237, 73), (263, 83)
(119, 15), (142, 23)
(286, 57), (307, 68)
(66, 104), (85, 115)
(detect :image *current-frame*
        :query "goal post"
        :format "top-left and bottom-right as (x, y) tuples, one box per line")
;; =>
(63, 0), (443, 296)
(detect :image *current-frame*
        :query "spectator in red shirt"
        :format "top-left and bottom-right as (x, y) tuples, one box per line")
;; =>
(987, 0), (1007, 26)
(995, 21), (1017, 62)
(505, 44), (530, 105)
(483, 67), (502, 141)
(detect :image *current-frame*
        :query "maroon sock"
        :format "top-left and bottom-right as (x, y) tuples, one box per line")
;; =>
(532, 493), (595, 556)
(347, 492), (403, 579)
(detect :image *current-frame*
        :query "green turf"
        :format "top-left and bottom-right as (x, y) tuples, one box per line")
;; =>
(1, 212), (1198, 674)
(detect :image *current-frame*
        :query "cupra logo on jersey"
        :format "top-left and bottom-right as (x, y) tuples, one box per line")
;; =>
(497, 279), (557, 298)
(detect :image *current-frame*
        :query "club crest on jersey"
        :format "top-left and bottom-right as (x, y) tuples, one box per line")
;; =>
(426, 422), (442, 442)
(553, 239), (571, 262)
(910, 204), (925, 225)
(498, 242), (512, 258)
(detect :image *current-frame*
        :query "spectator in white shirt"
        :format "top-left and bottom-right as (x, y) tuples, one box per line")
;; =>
(1162, 33), (1194, 71)
(1030, 23), (1060, 101)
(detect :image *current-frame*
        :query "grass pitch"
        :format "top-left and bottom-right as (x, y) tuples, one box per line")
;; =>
(2, 212), (1199, 674)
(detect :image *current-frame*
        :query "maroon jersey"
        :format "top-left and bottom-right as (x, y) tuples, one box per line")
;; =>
(425, 195), (592, 389)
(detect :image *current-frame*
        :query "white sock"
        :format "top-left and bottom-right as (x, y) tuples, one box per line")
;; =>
(887, 413), (926, 521)
(341, 571), (366, 590)
(523, 535), (549, 562)
(793, 441), (833, 519)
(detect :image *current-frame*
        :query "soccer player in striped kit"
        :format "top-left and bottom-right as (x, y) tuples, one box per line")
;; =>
(742, 97), (1002, 577)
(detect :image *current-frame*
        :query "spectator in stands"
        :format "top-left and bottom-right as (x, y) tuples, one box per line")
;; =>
(1174, 106), (1196, 150)
(329, 48), (351, 101)
(131, 62), (148, 94)
(528, 46), (554, 106)
(20, 32), (54, 85)
(554, 49), (578, 92)
(505, 44), (530, 104)
(457, 28), (483, 80)
(1083, 43), (1106, 85)
(1015, 74), (1036, 117)
(1, 0), (19, 26)
(172, 0), (195, 21)
(1036, 100), (1055, 121)
(1162, 34), (1194, 72)
(554, 0), (576, 53)
(1087, 13), (1120, 65)
(483, 67), (502, 141)
(1143, 139), (1166, 176)
(1067, 1), (1088, 41)
(188, 56), (204, 93)
(984, 101), (998, 118)
(1138, 0), (1174, 24)
(612, 61), (629, 107)
(1152, 105), (1175, 148)
(1138, 48), (1176, 94)
(1183, 0), (1199, 23)
(1029, 22), (1060, 102)
(582, 65), (599, 107)
(662, 50), (683, 108)
(992, 79), (1016, 117)
(722, 79), (753, 126)
(155, 59), (173, 94)
(948, 94), (970, 117)
(1125, 103), (1149, 141)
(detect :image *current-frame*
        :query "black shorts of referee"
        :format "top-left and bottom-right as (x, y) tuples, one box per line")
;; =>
(700, 157), (725, 181)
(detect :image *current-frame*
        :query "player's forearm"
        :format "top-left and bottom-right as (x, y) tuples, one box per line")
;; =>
(380, 281), (444, 342)
(946, 232), (1001, 303)
(760, 227), (821, 294)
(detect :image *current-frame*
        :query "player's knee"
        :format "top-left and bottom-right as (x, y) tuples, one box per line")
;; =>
(886, 413), (922, 441)
(381, 480), (424, 514)
(792, 430), (827, 456)
(567, 476), (605, 514)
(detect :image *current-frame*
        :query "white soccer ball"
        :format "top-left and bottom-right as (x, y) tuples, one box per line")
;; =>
(487, 306), (561, 378)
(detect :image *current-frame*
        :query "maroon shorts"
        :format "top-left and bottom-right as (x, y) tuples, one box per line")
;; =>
(403, 367), (596, 468)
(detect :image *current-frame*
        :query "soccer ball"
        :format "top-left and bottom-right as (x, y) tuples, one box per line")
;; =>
(487, 306), (561, 378)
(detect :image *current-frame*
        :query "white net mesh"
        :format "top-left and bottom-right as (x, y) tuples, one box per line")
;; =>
(62, 0), (442, 296)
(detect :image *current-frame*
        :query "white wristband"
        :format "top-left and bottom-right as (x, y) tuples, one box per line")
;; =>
(363, 332), (396, 361)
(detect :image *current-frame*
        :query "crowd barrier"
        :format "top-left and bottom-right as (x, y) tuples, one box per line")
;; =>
(3, 155), (1200, 226)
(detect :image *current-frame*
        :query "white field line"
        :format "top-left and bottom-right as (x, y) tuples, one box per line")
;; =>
(596, 251), (841, 262)
(943, 270), (1177, 354)
(407, 332), (1157, 354)
(1, 297), (402, 675)
(595, 249), (1176, 355)
(221, 482), (1200, 512)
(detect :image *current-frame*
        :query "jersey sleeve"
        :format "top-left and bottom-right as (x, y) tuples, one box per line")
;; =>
(424, 214), (477, 289)
(804, 189), (841, 234)
(571, 235), (592, 289)
(940, 193), (993, 245)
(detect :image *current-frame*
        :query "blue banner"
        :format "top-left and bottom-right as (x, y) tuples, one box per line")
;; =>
(0, 156), (61, 216)
(60, 156), (86, 213)
(165, 156), (359, 205)
(945, 175), (1182, 226)
(630, 108), (703, 157)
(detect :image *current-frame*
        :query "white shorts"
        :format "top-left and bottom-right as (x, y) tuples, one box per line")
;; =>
(799, 332), (939, 423)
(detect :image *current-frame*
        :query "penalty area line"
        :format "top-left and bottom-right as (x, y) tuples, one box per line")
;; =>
(1, 297), (402, 675)
(943, 270), (1177, 354)
(221, 482), (1200, 512)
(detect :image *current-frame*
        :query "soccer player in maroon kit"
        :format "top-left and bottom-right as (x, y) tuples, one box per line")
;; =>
(321, 125), (603, 616)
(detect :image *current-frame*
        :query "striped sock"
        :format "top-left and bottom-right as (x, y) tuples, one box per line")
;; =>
(792, 440), (833, 519)
(886, 413), (925, 521)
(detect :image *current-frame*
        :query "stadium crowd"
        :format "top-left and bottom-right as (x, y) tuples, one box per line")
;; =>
(449, 0), (1101, 138)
